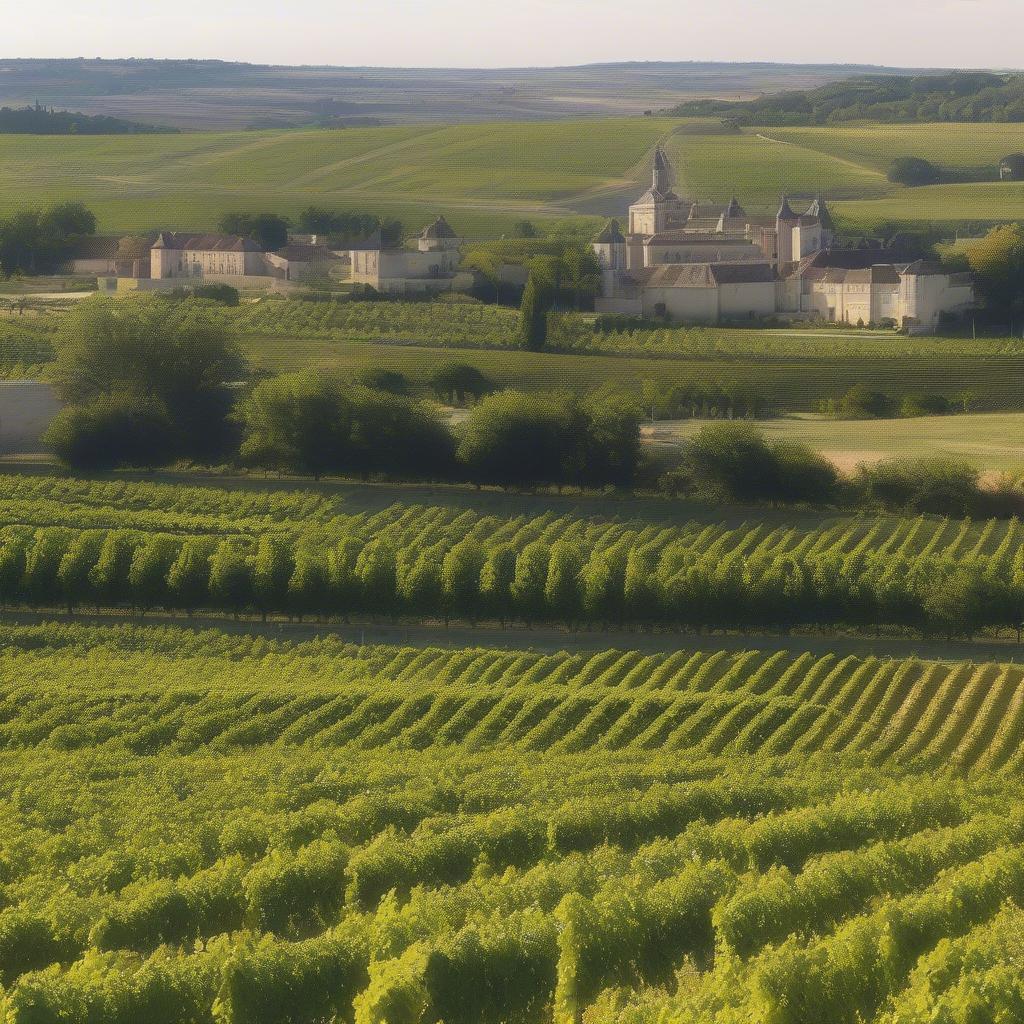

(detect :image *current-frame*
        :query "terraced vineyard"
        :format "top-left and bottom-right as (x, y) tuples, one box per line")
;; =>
(0, 621), (1020, 1023)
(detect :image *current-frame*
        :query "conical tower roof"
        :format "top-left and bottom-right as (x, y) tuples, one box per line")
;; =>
(594, 219), (625, 244)
(723, 197), (746, 218)
(777, 197), (798, 221)
(806, 197), (835, 231)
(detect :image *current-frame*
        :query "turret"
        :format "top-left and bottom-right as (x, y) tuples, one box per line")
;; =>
(652, 147), (671, 194)
(776, 197), (799, 266)
(593, 219), (626, 298)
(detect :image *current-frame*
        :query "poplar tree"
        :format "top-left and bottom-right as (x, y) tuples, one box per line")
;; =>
(127, 535), (181, 614)
(511, 541), (551, 624)
(479, 544), (517, 627)
(288, 546), (330, 621)
(208, 540), (252, 617)
(166, 539), (214, 616)
(355, 540), (398, 619)
(56, 530), (103, 612)
(544, 542), (584, 626)
(89, 531), (135, 611)
(252, 535), (294, 621)
(440, 539), (485, 624)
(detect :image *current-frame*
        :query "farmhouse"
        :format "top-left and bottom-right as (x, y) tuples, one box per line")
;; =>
(349, 216), (474, 296)
(594, 148), (976, 327)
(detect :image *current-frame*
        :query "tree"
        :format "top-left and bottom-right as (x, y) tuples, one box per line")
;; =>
(427, 363), (493, 406)
(327, 537), (363, 619)
(208, 540), (252, 616)
(356, 368), (410, 395)
(518, 276), (548, 351)
(288, 545), (330, 621)
(166, 539), (213, 615)
(513, 221), (539, 239)
(252, 536), (293, 620)
(218, 213), (290, 252)
(511, 541), (551, 624)
(399, 550), (443, 619)
(544, 542), (583, 625)
(355, 540), (397, 618)
(127, 535), (181, 613)
(238, 373), (350, 478)
(966, 223), (1024, 318)
(887, 156), (941, 186)
(685, 422), (780, 502)
(89, 532), (134, 610)
(56, 530), (103, 612)
(456, 392), (567, 489)
(22, 529), (70, 608)
(440, 539), (485, 624)
(43, 393), (175, 470)
(50, 298), (244, 461)
(479, 544), (517, 626)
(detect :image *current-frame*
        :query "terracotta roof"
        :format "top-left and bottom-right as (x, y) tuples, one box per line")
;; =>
(421, 216), (458, 240)
(630, 262), (774, 288)
(594, 219), (626, 244)
(152, 232), (261, 253)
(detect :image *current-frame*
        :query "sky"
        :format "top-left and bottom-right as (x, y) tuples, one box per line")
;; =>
(5, 0), (1021, 70)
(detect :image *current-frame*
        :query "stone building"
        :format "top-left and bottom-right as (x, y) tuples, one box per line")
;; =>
(349, 216), (473, 296)
(593, 147), (975, 328)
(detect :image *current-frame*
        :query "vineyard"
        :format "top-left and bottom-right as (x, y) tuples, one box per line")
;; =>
(2, 473), (1024, 635)
(0, 620), (1018, 1023)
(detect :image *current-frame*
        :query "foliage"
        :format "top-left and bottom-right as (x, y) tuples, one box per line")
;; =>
(888, 157), (941, 187)
(218, 213), (290, 252)
(49, 296), (244, 460)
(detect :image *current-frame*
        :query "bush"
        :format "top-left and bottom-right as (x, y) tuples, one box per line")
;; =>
(888, 157), (940, 186)
(855, 458), (982, 516)
(824, 385), (896, 419)
(43, 393), (175, 470)
(193, 283), (240, 305)
(900, 393), (952, 417)
(428, 363), (493, 406)
(355, 368), (410, 395)
(685, 423), (837, 504)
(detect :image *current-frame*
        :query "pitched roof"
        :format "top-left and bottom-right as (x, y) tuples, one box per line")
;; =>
(647, 229), (757, 245)
(152, 232), (261, 253)
(594, 219), (626, 244)
(68, 236), (119, 259)
(117, 235), (158, 260)
(629, 262), (774, 288)
(421, 216), (458, 240)
(806, 198), (836, 231)
(273, 243), (330, 262)
(633, 188), (680, 205)
(901, 260), (947, 276)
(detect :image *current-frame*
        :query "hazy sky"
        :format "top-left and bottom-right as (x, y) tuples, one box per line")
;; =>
(6, 0), (1021, 69)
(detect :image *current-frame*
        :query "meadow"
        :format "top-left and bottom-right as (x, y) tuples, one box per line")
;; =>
(0, 619), (1020, 1023)
(0, 115), (1022, 238)
(652, 411), (1024, 474)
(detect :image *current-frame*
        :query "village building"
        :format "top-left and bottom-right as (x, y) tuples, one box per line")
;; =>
(98, 232), (333, 292)
(348, 216), (473, 296)
(593, 148), (976, 328)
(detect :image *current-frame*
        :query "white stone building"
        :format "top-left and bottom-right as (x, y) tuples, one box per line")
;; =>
(593, 147), (976, 328)
(349, 216), (474, 296)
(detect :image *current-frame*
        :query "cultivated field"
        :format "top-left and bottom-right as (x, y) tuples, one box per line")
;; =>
(0, 619), (1021, 1024)
(2, 116), (1024, 236)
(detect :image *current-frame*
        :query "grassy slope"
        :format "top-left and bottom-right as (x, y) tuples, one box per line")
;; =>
(239, 335), (1024, 413)
(651, 411), (1024, 473)
(0, 119), (676, 236)
(6, 116), (1024, 237)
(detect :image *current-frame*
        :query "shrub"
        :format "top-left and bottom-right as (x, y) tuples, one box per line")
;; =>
(888, 157), (940, 186)
(855, 458), (982, 516)
(43, 393), (175, 470)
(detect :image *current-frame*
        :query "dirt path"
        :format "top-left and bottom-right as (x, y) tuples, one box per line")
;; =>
(3, 608), (1020, 665)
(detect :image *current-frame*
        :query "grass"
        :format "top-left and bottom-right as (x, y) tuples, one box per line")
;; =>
(0, 119), (676, 237)
(650, 411), (1024, 473)
(239, 335), (1024, 412)
(4, 116), (1024, 238)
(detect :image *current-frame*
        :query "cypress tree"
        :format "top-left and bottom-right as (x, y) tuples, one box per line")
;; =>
(518, 276), (548, 352)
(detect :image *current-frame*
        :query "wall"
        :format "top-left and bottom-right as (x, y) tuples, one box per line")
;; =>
(644, 240), (761, 266)
(641, 286), (719, 323)
(718, 281), (776, 319)
(0, 382), (62, 454)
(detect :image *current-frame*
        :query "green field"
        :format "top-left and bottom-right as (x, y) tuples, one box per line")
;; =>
(651, 411), (1024, 474)
(0, 119), (676, 237)
(3, 116), (1024, 237)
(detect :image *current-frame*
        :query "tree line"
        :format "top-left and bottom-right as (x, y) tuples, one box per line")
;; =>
(2, 520), (1023, 638)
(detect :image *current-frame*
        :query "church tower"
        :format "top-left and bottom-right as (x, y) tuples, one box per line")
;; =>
(628, 147), (685, 236)
(592, 219), (627, 300)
